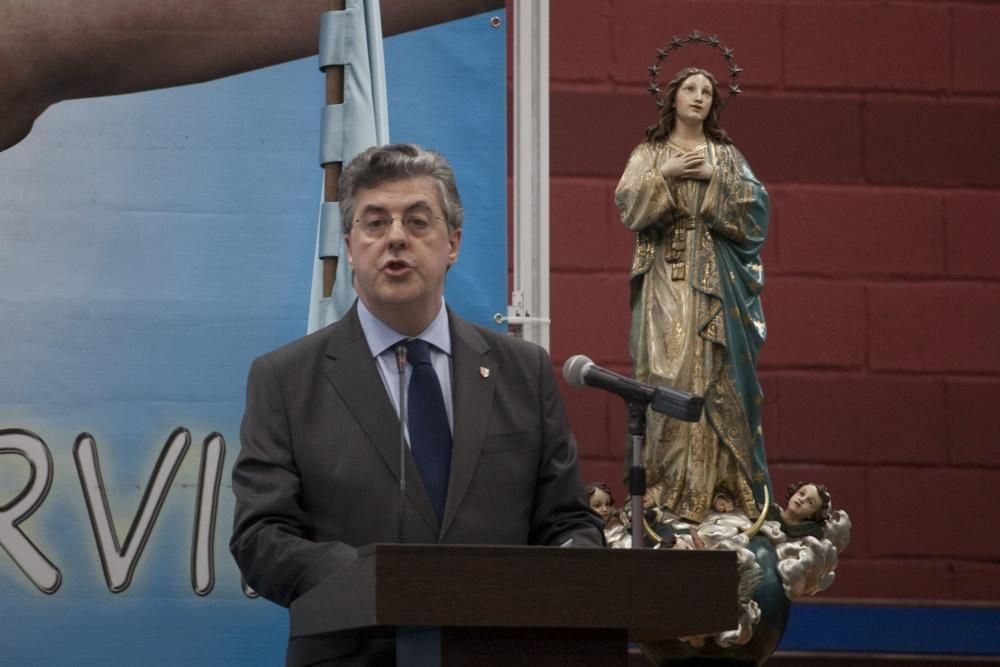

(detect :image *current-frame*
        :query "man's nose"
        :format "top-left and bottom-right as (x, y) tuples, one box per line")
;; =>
(386, 217), (408, 245)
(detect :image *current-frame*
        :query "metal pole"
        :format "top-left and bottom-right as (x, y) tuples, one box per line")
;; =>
(511, 0), (550, 349)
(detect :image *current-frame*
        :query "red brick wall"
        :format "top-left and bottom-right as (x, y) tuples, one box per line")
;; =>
(539, 0), (1000, 603)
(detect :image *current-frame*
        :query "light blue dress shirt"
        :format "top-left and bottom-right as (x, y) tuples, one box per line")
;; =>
(356, 299), (454, 435)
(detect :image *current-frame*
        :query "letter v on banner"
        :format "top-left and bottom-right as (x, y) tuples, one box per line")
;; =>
(73, 428), (191, 593)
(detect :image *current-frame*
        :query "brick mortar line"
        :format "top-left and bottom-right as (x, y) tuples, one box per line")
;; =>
(765, 183), (1000, 194)
(770, 461), (1000, 471)
(758, 369), (1000, 380)
(550, 81), (1000, 102)
(764, 272), (1000, 283)
(549, 268), (1000, 284)
(758, 367), (1000, 378)
(554, 177), (1000, 192)
(548, 174), (1000, 189)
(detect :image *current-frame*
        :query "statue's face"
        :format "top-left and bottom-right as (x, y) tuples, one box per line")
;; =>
(589, 488), (613, 523)
(786, 484), (822, 523)
(642, 483), (665, 509)
(712, 493), (734, 513)
(672, 73), (714, 126)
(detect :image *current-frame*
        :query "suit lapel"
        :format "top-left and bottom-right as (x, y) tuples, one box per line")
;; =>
(440, 313), (495, 536)
(322, 306), (438, 533)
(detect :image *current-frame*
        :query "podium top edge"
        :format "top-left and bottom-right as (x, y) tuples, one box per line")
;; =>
(357, 542), (734, 562)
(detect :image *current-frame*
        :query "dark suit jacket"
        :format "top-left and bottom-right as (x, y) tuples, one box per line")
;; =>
(230, 304), (603, 665)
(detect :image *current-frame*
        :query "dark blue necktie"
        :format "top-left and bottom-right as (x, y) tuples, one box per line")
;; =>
(405, 338), (452, 523)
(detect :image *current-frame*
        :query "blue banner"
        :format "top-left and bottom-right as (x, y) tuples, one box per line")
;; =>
(0, 11), (505, 665)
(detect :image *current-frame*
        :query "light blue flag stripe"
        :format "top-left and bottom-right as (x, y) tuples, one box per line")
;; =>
(307, 0), (389, 333)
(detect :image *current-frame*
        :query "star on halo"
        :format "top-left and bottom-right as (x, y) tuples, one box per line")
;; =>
(646, 31), (744, 111)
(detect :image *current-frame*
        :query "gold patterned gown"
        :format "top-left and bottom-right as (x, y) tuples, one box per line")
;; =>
(615, 139), (770, 523)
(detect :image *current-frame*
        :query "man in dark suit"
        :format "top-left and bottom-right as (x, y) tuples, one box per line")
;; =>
(230, 143), (603, 665)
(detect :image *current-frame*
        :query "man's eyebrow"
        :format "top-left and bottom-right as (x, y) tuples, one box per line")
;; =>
(358, 204), (389, 216)
(403, 201), (435, 214)
(358, 200), (435, 216)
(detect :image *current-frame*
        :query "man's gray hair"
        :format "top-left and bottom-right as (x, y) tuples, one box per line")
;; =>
(339, 143), (464, 234)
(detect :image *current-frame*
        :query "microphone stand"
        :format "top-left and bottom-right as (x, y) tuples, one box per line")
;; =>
(626, 401), (647, 549)
(562, 354), (701, 548)
(395, 344), (408, 544)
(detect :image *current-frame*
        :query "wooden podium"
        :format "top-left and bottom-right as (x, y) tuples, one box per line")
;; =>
(290, 543), (738, 666)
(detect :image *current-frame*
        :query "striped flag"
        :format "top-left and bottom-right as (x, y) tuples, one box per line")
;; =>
(308, 0), (389, 332)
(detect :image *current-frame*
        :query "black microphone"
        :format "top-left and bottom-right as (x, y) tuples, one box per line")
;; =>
(562, 354), (703, 422)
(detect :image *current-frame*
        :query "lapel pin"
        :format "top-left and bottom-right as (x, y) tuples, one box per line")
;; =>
(480, 367), (490, 378)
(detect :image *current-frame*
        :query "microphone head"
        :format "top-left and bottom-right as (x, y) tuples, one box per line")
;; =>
(395, 344), (407, 372)
(562, 355), (593, 387)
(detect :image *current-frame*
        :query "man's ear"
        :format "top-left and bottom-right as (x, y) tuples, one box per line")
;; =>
(447, 228), (462, 266)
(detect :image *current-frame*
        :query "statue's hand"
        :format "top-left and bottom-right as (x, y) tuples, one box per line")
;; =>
(659, 154), (687, 179)
(681, 152), (714, 181)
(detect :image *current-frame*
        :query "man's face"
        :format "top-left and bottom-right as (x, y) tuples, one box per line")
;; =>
(345, 176), (461, 334)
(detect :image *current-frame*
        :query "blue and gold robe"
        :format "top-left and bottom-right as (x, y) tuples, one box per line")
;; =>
(615, 139), (771, 522)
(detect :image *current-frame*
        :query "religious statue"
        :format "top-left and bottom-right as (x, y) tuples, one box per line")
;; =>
(616, 35), (770, 524)
(585, 481), (615, 525)
(638, 479), (851, 664)
(769, 481), (851, 599)
(767, 481), (831, 539)
(585, 481), (631, 548)
(609, 34), (851, 665)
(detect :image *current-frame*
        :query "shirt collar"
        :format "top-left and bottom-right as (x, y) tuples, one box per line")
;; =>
(357, 298), (452, 358)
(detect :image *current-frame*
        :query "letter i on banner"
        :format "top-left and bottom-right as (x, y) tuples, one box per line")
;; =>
(191, 433), (225, 596)
(308, 0), (390, 332)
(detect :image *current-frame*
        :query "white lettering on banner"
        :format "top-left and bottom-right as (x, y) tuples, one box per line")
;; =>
(192, 432), (225, 596)
(2, 427), (257, 597)
(73, 428), (192, 593)
(0, 429), (63, 594)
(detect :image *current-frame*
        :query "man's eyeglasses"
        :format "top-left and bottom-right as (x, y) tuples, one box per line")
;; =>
(355, 213), (445, 239)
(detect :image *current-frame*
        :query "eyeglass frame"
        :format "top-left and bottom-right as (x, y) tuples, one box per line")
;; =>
(352, 206), (450, 239)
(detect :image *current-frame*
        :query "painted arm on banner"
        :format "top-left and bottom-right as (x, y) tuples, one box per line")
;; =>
(0, 0), (504, 152)
(230, 355), (357, 608)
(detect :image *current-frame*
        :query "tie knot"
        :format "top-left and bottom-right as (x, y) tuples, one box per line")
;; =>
(404, 338), (432, 365)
